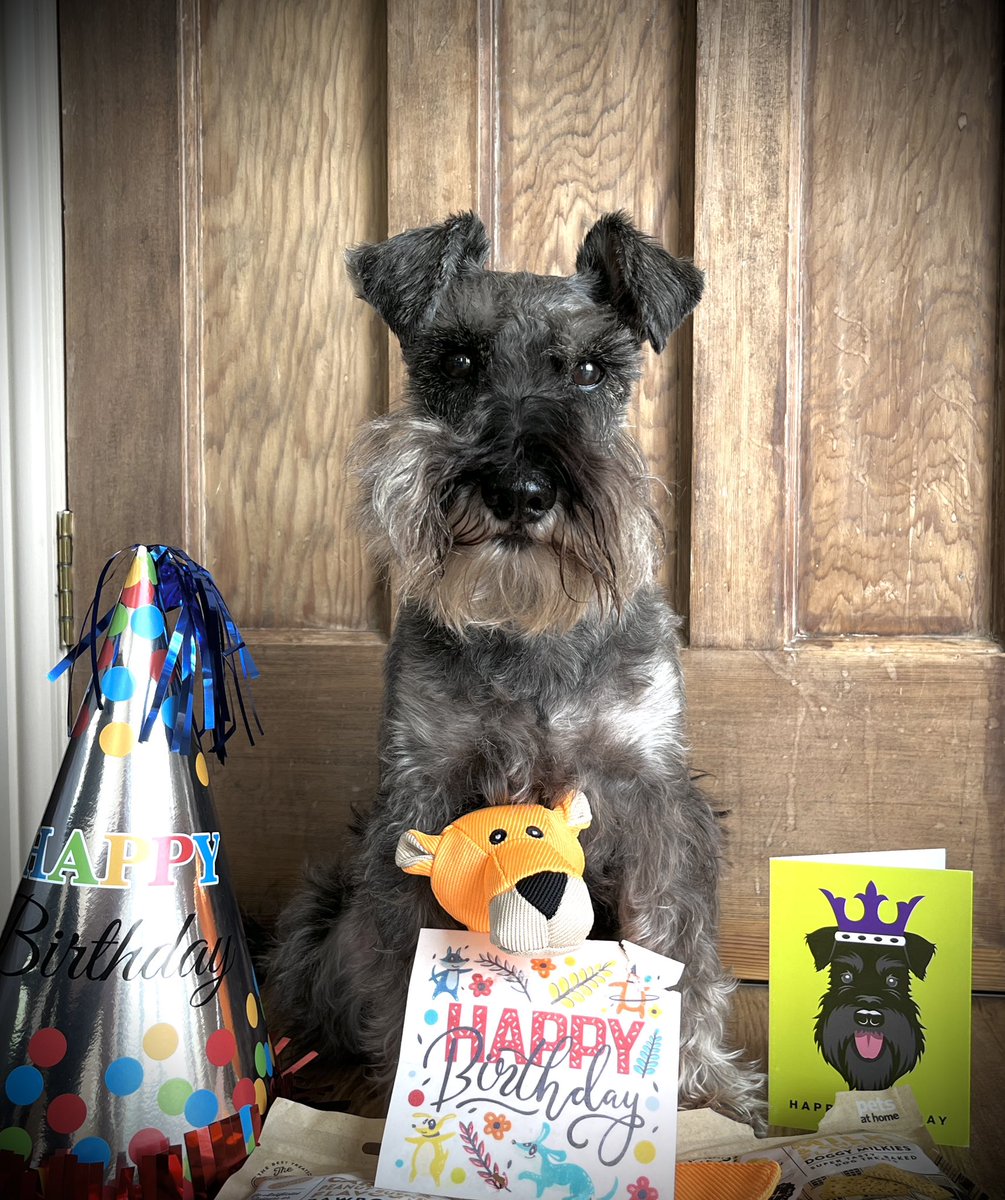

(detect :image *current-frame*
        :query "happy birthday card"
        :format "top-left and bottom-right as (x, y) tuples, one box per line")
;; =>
(769, 856), (973, 1145)
(376, 930), (682, 1200)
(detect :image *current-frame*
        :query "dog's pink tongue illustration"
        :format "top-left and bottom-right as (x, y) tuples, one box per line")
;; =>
(855, 1030), (885, 1059)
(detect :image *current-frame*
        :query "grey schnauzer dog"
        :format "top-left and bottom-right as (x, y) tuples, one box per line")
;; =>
(269, 211), (762, 1122)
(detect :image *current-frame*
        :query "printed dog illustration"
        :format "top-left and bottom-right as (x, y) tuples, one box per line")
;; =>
(806, 881), (936, 1090)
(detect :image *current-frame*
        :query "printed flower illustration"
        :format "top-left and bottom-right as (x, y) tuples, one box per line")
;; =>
(628, 1177), (659, 1200)
(530, 957), (556, 977)
(469, 972), (494, 996)
(647, 1003), (662, 1019)
(483, 1112), (512, 1140)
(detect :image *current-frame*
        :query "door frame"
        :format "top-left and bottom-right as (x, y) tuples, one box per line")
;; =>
(0, 0), (67, 907)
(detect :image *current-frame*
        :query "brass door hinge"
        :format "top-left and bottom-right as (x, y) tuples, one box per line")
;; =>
(57, 510), (74, 648)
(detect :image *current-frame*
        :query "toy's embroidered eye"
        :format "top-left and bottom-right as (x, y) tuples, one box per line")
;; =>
(526, 826), (544, 838)
(885, 973), (900, 988)
(489, 828), (507, 844)
(572, 360), (604, 388)
(839, 970), (853, 985)
(442, 350), (475, 380)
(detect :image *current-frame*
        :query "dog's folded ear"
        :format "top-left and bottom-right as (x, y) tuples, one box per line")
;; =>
(805, 925), (837, 971)
(575, 212), (704, 352)
(905, 931), (936, 980)
(346, 212), (490, 342)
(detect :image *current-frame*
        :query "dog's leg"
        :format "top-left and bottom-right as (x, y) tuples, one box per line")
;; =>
(594, 776), (766, 1128)
(269, 847), (453, 1091)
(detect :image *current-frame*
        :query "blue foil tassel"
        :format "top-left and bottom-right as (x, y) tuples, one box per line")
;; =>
(50, 544), (261, 763)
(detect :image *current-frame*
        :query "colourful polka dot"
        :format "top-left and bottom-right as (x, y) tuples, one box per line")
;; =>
(101, 666), (136, 702)
(98, 636), (117, 670)
(239, 1103), (256, 1146)
(254, 1078), (268, 1114)
(47, 1093), (87, 1134)
(158, 1078), (193, 1117)
(254, 1042), (267, 1077)
(71, 703), (91, 738)
(129, 1127), (168, 1165)
(423, 1009), (439, 1025)
(121, 578), (155, 609)
(125, 557), (144, 588)
(29, 1027), (67, 1068)
(0, 1126), (32, 1160)
(634, 1140), (656, 1165)
(245, 993), (259, 1028)
(99, 721), (135, 758)
(450, 1168), (467, 1184)
(184, 1089), (218, 1128)
(109, 604), (130, 636)
(407, 1088), (425, 1107)
(131, 605), (165, 639)
(264, 1041), (274, 1077)
(161, 696), (178, 730)
(73, 1137), (111, 1168)
(206, 1029), (237, 1068)
(5, 1065), (43, 1105)
(645, 1095), (660, 1111)
(233, 1078), (256, 1110)
(150, 648), (169, 681)
(105, 1057), (144, 1096)
(143, 1023), (178, 1060)
(195, 753), (210, 787)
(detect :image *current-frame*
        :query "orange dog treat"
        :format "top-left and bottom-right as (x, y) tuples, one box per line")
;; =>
(675, 1159), (782, 1200)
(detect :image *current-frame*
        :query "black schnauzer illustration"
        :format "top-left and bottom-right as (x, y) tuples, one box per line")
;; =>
(806, 881), (935, 1091)
(269, 211), (763, 1122)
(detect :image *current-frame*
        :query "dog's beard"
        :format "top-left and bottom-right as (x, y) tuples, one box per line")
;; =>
(352, 413), (662, 634)
(813, 999), (925, 1090)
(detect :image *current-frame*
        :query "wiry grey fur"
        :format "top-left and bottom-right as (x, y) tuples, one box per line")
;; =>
(269, 211), (764, 1123)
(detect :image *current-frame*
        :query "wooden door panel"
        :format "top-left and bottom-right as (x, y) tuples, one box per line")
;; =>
(692, 0), (1005, 989)
(61, 0), (1004, 994)
(799, 0), (1000, 636)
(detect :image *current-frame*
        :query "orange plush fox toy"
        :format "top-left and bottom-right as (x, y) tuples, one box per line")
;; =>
(395, 791), (595, 956)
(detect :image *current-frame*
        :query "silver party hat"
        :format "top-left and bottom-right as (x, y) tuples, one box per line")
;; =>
(0, 545), (270, 1197)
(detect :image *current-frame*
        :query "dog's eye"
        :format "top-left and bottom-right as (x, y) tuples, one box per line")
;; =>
(441, 350), (475, 380)
(526, 825), (544, 838)
(572, 360), (604, 388)
(489, 828), (507, 844)
(839, 970), (853, 985)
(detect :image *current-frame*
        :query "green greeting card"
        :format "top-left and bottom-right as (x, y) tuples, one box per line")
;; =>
(769, 856), (973, 1146)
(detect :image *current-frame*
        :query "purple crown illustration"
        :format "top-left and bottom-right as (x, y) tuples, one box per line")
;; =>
(820, 880), (924, 946)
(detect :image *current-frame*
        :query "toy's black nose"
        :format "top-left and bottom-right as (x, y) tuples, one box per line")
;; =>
(516, 871), (567, 919)
(481, 468), (556, 524)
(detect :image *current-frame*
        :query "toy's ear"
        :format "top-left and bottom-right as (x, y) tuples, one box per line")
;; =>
(575, 211), (703, 353)
(905, 932), (936, 980)
(806, 926), (837, 971)
(395, 829), (441, 876)
(556, 789), (592, 833)
(346, 211), (490, 343)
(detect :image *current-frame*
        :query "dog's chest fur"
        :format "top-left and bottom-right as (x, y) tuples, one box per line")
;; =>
(380, 587), (685, 822)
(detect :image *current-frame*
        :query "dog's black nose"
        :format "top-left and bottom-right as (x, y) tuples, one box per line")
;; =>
(516, 871), (567, 919)
(854, 1008), (884, 1028)
(481, 469), (556, 524)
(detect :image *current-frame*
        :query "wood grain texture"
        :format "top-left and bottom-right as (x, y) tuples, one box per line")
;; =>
(494, 0), (695, 616)
(198, 0), (387, 631)
(684, 644), (1005, 990)
(61, 0), (185, 628)
(799, 1), (1003, 636)
(691, 0), (793, 649)
(207, 638), (384, 919)
(385, 0), (481, 404)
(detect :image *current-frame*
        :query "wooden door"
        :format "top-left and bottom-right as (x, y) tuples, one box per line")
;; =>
(60, 0), (1004, 989)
